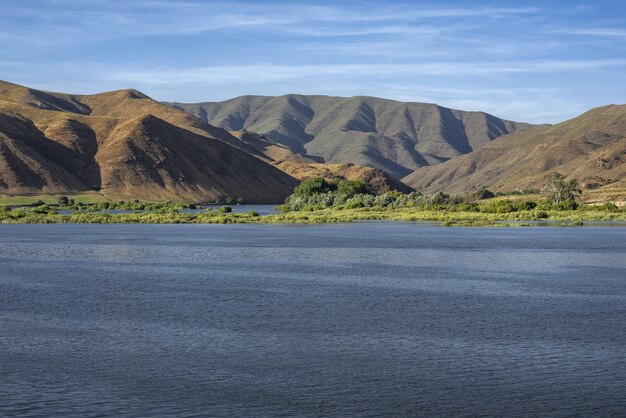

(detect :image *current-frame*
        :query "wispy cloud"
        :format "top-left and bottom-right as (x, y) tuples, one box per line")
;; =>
(552, 27), (626, 38)
(0, 0), (625, 124)
(0, 1), (543, 43)
(105, 59), (626, 85)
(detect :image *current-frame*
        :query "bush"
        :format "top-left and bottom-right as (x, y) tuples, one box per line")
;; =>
(551, 200), (579, 211)
(595, 202), (620, 212)
(457, 202), (480, 212)
(513, 200), (537, 211)
(480, 199), (516, 213)
(345, 199), (365, 209)
(474, 187), (495, 200)
(294, 177), (334, 197)
(57, 196), (69, 206)
(218, 205), (232, 213)
(336, 180), (368, 198)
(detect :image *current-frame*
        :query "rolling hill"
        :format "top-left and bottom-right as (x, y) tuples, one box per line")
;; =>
(168, 95), (537, 179)
(402, 105), (626, 194)
(0, 80), (298, 202)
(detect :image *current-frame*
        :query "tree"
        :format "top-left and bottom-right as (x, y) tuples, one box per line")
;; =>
(545, 173), (580, 204)
(336, 180), (368, 198)
(293, 177), (334, 196)
(57, 196), (69, 206)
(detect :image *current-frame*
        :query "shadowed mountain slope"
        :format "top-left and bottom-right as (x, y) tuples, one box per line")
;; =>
(230, 129), (413, 194)
(402, 105), (626, 194)
(168, 95), (537, 179)
(0, 80), (297, 202)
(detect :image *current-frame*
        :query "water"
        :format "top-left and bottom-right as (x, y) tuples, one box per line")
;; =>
(1, 223), (625, 417)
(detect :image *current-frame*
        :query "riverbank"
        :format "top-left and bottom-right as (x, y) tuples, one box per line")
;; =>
(1, 205), (625, 226)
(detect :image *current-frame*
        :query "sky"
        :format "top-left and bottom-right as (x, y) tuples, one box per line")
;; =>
(1, 0), (625, 123)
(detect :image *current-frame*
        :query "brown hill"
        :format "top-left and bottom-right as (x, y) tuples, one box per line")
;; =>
(402, 105), (626, 194)
(168, 95), (537, 179)
(230, 129), (413, 194)
(0, 80), (297, 202)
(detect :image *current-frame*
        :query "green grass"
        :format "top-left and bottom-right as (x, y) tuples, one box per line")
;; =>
(0, 192), (112, 206)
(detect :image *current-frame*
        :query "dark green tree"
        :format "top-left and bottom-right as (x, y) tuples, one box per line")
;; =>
(293, 177), (334, 196)
(336, 180), (368, 198)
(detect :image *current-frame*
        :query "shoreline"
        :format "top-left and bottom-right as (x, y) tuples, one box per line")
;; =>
(2, 207), (625, 227)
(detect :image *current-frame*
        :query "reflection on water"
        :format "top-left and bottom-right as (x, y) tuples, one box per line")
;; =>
(1, 224), (625, 417)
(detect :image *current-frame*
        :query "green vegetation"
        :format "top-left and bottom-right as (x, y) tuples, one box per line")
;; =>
(1, 175), (624, 226)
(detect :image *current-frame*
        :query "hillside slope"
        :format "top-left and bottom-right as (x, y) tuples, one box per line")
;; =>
(0, 80), (297, 202)
(402, 105), (626, 194)
(168, 95), (537, 179)
(230, 130), (413, 194)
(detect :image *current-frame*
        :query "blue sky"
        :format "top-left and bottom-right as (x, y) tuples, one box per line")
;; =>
(1, 0), (625, 123)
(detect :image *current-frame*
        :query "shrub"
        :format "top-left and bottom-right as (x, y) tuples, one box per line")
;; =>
(374, 192), (397, 207)
(513, 200), (537, 211)
(457, 202), (480, 212)
(480, 199), (516, 213)
(336, 180), (368, 198)
(595, 202), (620, 212)
(57, 196), (69, 206)
(550, 200), (579, 211)
(294, 177), (334, 196)
(345, 198), (365, 209)
(474, 187), (495, 200)
(218, 205), (232, 213)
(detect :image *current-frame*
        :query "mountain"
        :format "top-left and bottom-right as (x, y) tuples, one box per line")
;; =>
(0, 80), (297, 202)
(402, 105), (626, 194)
(230, 130), (412, 194)
(167, 95), (537, 179)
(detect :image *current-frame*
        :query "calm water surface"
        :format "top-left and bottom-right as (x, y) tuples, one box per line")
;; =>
(1, 224), (625, 417)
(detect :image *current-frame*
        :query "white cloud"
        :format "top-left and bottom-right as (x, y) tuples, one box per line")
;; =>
(552, 27), (626, 38)
(104, 59), (626, 86)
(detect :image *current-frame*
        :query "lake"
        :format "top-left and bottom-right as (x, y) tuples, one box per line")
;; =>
(1, 223), (625, 417)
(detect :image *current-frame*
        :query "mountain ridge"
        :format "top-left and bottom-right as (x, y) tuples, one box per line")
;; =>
(167, 94), (539, 179)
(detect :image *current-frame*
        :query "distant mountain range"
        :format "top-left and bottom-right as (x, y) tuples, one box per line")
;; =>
(167, 95), (536, 179)
(1, 80), (624, 202)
